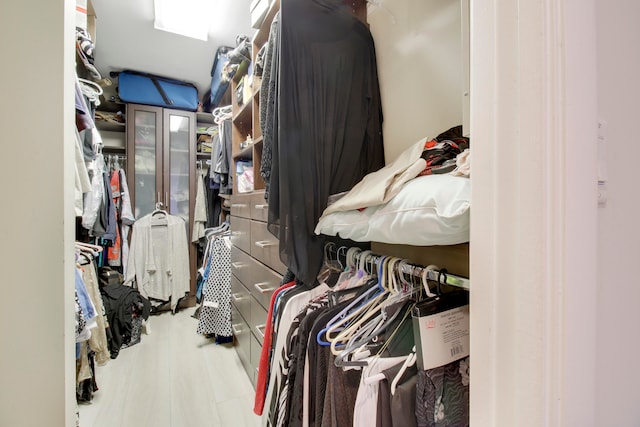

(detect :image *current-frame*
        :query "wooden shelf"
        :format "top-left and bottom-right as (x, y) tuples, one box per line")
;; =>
(196, 151), (211, 159)
(253, 135), (263, 145)
(102, 145), (125, 153)
(196, 111), (215, 124)
(233, 100), (252, 125)
(234, 143), (254, 160)
(253, 0), (281, 48)
(95, 119), (125, 133)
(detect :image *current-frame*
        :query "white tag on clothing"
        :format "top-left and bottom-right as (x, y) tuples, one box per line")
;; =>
(203, 301), (219, 308)
(417, 305), (469, 370)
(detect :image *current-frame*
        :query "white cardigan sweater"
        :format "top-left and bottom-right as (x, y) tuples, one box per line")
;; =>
(124, 213), (190, 312)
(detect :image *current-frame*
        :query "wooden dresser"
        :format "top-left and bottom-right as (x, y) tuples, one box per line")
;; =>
(230, 191), (286, 386)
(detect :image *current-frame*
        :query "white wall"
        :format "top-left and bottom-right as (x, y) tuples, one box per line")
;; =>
(368, 0), (463, 162)
(0, 1), (75, 426)
(596, 1), (640, 425)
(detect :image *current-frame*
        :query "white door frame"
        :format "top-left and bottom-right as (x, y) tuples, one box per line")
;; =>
(469, 0), (598, 426)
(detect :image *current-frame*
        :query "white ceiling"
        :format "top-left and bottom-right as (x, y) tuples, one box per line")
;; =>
(91, 0), (254, 99)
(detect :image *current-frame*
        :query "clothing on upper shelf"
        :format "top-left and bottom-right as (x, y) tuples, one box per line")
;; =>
(124, 211), (190, 312)
(265, 0), (385, 286)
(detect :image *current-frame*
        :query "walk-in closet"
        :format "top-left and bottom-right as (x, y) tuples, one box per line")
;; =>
(70, 1), (472, 425)
(5, 0), (640, 426)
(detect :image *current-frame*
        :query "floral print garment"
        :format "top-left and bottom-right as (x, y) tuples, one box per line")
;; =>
(416, 357), (470, 427)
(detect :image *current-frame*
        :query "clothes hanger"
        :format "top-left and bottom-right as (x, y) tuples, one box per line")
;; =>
(421, 265), (439, 298)
(317, 242), (343, 287)
(349, 303), (415, 373)
(75, 241), (103, 252)
(391, 346), (416, 395)
(334, 296), (411, 367)
(316, 276), (380, 346)
(75, 245), (97, 258)
(329, 257), (411, 354)
(327, 257), (397, 354)
(316, 251), (381, 345)
(336, 260), (417, 363)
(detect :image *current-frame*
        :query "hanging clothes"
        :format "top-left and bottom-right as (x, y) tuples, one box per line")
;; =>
(124, 212), (190, 312)
(107, 169), (123, 266)
(259, 11), (280, 199)
(80, 261), (110, 365)
(196, 234), (232, 338)
(119, 168), (135, 276)
(82, 153), (105, 231)
(192, 167), (208, 242)
(74, 130), (91, 217)
(415, 358), (470, 427)
(267, 0), (385, 285)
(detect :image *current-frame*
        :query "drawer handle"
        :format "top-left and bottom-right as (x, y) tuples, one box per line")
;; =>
(255, 324), (266, 340)
(231, 203), (248, 208)
(255, 240), (277, 248)
(231, 323), (242, 335)
(231, 293), (245, 302)
(231, 262), (247, 269)
(254, 282), (276, 294)
(254, 204), (268, 210)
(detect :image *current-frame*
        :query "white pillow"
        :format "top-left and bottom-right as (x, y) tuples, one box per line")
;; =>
(315, 174), (470, 245)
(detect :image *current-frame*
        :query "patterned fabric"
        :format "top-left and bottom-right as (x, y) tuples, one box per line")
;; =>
(121, 314), (143, 348)
(196, 236), (232, 337)
(416, 357), (470, 427)
(75, 291), (86, 341)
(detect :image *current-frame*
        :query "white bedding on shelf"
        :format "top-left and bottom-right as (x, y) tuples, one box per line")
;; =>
(315, 174), (470, 246)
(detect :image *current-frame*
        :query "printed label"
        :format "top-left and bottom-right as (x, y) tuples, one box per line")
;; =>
(203, 301), (219, 309)
(417, 305), (469, 370)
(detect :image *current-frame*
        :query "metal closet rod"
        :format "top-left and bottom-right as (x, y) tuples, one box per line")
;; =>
(330, 244), (470, 291)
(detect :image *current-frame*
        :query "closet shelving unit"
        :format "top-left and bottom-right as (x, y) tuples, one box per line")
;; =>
(94, 103), (127, 154)
(230, 0), (280, 194)
(195, 111), (216, 160)
(228, 0), (283, 387)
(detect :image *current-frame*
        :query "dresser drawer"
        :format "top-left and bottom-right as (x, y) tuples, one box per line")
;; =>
(230, 216), (251, 254)
(250, 333), (262, 387)
(231, 246), (253, 286)
(250, 220), (287, 275)
(232, 246), (281, 310)
(250, 191), (269, 222)
(231, 275), (251, 326)
(248, 260), (281, 310)
(230, 194), (252, 219)
(231, 305), (251, 378)
(250, 298), (268, 345)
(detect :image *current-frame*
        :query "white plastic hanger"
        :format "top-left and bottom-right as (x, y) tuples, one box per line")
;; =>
(328, 258), (400, 355)
(391, 345), (416, 395)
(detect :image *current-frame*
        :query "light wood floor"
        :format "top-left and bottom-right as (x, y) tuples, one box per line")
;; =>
(79, 309), (261, 427)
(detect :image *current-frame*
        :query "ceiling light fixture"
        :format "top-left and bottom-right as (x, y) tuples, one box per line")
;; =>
(153, 0), (213, 41)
